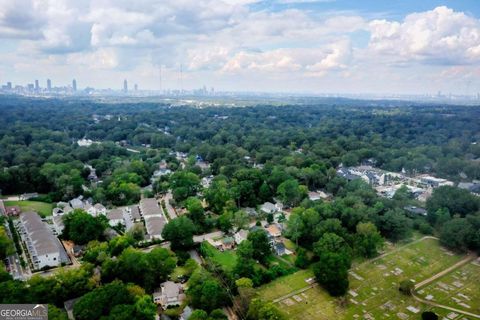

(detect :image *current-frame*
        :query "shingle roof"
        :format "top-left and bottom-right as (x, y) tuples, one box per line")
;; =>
(140, 198), (162, 216)
(20, 212), (60, 256)
(129, 205), (141, 220)
(145, 215), (166, 236)
(107, 209), (123, 220)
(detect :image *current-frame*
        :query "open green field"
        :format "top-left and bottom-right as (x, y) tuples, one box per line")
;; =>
(258, 237), (473, 320)
(416, 259), (480, 315)
(201, 242), (238, 272)
(4, 200), (53, 217)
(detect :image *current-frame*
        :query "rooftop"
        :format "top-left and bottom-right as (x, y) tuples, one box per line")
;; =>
(20, 212), (61, 256)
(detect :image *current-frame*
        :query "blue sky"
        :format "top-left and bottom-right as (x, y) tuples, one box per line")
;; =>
(253, 0), (480, 18)
(0, 0), (479, 95)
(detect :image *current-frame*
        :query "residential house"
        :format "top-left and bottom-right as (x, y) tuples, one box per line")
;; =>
(274, 242), (286, 256)
(403, 206), (427, 216)
(260, 202), (277, 214)
(234, 229), (249, 245)
(153, 281), (185, 309)
(93, 203), (107, 216)
(19, 212), (68, 269)
(53, 215), (65, 235)
(63, 205), (74, 214)
(266, 224), (282, 238)
(145, 216), (166, 240)
(419, 175), (454, 188)
(107, 209), (125, 227)
(140, 198), (167, 239)
(19, 193), (38, 200)
(244, 207), (258, 217)
(140, 198), (162, 217)
(69, 198), (84, 210)
(125, 205), (141, 222)
(222, 237), (235, 250)
(84, 203), (96, 216)
(458, 182), (480, 195)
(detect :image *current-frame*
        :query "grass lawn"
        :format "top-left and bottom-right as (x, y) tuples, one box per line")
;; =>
(201, 242), (238, 272)
(258, 269), (314, 301)
(258, 237), (469, 320)
(4, 200), (53, 217)
(171, 266), (188, 281)
(416, 260), (480, 315)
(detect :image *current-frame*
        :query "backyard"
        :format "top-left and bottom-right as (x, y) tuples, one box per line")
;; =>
(4, 200), (53, 217)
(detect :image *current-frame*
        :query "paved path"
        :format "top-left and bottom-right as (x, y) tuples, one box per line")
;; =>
(163, 192), (178, 219)
(354, 236), (439, 268)
(412, 292), (480, 319)
(411, 254), (480, 319)
(414, 254), (475, 290)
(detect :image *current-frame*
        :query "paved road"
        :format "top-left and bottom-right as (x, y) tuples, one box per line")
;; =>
(163, 192), (178, 219)
(193, 231), (224, 244)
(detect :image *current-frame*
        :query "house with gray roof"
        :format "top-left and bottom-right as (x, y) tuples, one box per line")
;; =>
(19, 212), (68, 269)
(145, 216), (166, 240)
(153, 281), (185, 309)
(107, 209), (125, 227)
(140, 198), (162, 216)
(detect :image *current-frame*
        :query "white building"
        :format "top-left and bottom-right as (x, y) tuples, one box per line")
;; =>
(19, 212), (65, 269)
(107, 209), (125, 227)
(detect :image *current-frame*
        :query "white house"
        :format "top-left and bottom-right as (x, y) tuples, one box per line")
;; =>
(234, 229), (249, 245)
(153, 281), (185, 309)
(19, 212), (63, 269)
(260, 202), (277, 214)
(93, 203), (107, 216)
(107, 209), (125, 227)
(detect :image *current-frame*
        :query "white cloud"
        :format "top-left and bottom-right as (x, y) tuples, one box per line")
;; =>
(368, 6), (480, 65)
(0, 2), (479, 93)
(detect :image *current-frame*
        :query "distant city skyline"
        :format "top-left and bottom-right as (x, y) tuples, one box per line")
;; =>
(0, 0), (479, 95)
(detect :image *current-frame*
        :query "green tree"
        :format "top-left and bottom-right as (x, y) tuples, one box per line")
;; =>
(248, 230), (272, 264)
(247, 298), (286, 320)
(313, 233), (352, 296)
(276, 179), (307, 207)
(62, 210), (108, 245)
(427, 186), (480, 220)
(187, 269), (228, 313)
(234, 240), (256, 278)
(0, 227), (14, 259)
(162, 216), (196, 251)
(232, 210), (249, 231)
(186, 197), (206, 226)
(439, 218), (475, 253)
(379, 209), (412, 242)
(354, 222), (384, 258)
(399, 279), (414, 296)
(170, 171), (200, 202)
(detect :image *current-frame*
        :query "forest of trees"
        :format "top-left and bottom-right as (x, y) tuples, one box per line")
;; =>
(1, 96), (480, 319)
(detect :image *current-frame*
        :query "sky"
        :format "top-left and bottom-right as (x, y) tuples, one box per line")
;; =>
(0, 0), (480, 95)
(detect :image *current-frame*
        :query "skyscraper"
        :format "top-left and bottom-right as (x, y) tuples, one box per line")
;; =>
(35, 80), (39, 91)
(123, 79), (128, 93)
(47, 79), (52, 91)
(134, 84), (138, 91)
(72, 79), (77, 92)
